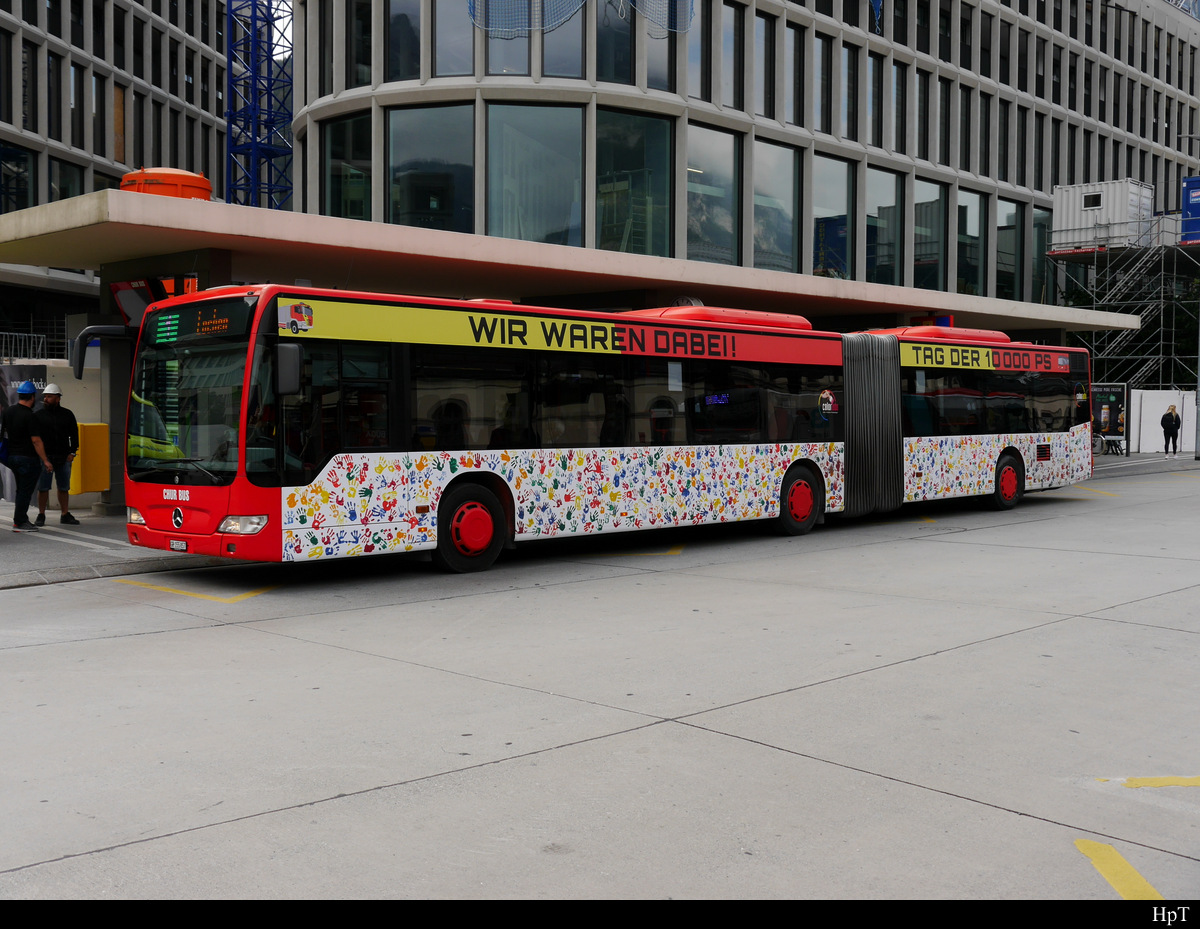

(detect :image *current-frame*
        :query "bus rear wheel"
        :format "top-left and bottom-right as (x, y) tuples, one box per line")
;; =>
(989, 454), (1024, 510)
(432, 484), (506, 573)
(777, 466), (823, 535)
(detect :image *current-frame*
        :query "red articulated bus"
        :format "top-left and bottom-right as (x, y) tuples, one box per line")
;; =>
(124, 285), (1092, 571)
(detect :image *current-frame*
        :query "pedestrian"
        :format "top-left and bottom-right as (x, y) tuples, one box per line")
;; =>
(33, 383), (81, 525)
(1161, 404), (1182, 459)
(0, 381), (53, 532)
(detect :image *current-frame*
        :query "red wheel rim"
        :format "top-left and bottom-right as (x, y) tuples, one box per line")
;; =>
(999, 466), (1018, 501)
(787, 480), (814, 523)
(450, 501), (494, 555)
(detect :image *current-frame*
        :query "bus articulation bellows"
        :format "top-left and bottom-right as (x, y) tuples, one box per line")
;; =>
(124, 285), (1093, 571)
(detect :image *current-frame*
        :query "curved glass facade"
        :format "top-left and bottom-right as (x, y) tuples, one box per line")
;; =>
(297, 0), (1200, 305)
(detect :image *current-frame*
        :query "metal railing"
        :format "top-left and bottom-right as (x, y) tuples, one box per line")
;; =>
(0, 331), (48, 362)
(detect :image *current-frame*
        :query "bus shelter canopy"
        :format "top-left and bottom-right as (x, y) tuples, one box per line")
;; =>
(0, 190), (1137, 334)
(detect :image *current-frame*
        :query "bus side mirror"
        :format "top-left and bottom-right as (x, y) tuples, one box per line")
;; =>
(277, 343), (302, 396)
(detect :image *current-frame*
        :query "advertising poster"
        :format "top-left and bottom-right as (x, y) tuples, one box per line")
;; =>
(1090, 382), (1129, 456)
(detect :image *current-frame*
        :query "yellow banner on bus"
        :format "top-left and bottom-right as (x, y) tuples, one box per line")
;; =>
(900, 341), (1072, 374)
(272, 297), (842, 366)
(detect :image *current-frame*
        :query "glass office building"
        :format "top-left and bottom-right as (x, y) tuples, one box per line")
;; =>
(0, 0), (228, 353)
(296, 0), (1200, 307)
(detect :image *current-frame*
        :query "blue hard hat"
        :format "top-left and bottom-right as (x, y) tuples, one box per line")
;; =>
(17, 380), (36, 396)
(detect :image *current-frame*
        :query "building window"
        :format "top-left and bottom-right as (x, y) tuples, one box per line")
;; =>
(434, 0), (473, 77)
(998, 99), (1010, 182)
(687, 0), (712, 101)
(866, 166), (902, 285)
(979, 12), (992, 79)
(488, 1), (530, 76)
(784, 22), (803, 127)
(959, 85), (971, 171)
(960, 4), (973, 71)
(388, 104), (475, 233)
(1032, 206), (1053, 303)
(913, 178), (946, 291)
(113, 7), (125, 70)
(916, 0), (930, 54)
(544, 2), (583, 79)
(957, 189), (986, 296)
(1, 143), (35, 214)
(0, 31), (11, 126)
(754, 13), (775, 119)
(47, 52), (64, 141)
(812, 154), (854, 279)
(597, 0), (633, 84)
(721, 2), (743, 110)
(916, 69), (930, 160)
(753, 139), (798, 272)
(938, 0), (951, 61)
(938, 77), (951, 164)
(387, 0), (420, 82)
(93, 73), (106, 156)
(868, 53), (884, 147)
(841, 44), (858, 142)
(996, 198), (1023, 300)
(322, 111), (372, 220)
(1016, 106), (1028, 187)
(71, 63), (86, 148)
(597, 109), (672, 257)
(646, 6), (674, 91)
(21, 40), (37, 133)
(48, 157), (83, 201)
(894, 0), (909, 46)
(686, 123), (740, 265)
(979, 92), (991, 176)
(487, 104), (583, 246)
(892, 62), (907, 154)
(814, 34), (832, 135)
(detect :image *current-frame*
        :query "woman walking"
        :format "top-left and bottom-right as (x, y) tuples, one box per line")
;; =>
(1161, 404), (1182, 458)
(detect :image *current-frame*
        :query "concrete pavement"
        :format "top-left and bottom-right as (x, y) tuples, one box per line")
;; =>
(1, 452), (1198, 898)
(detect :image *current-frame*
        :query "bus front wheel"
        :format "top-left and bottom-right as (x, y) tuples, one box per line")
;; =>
(777, 466), (823, 535)
(432, 484), (507, 573)
(989, 454), (1024, 510)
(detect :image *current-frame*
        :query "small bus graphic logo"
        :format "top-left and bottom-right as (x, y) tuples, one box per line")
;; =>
(279, 302), (314, 334)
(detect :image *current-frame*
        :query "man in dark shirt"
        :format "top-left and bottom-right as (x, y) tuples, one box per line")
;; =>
(34, 383), (81, 526)
(2, 381), (53, 532)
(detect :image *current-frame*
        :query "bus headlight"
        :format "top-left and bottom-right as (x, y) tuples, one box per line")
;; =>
(127, 507), (146, 525)
(218, 515), (269, 534)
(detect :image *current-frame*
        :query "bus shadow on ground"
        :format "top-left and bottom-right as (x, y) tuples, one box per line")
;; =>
(184, 491), (1078, 592)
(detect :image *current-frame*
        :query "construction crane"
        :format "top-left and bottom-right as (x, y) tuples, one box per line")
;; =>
(225, 0), (293, 209)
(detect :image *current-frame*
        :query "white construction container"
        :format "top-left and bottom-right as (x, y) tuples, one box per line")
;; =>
(1049, 180), (1154, 253)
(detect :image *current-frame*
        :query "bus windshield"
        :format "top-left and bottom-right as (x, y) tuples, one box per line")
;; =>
(128, 295), (259, 485)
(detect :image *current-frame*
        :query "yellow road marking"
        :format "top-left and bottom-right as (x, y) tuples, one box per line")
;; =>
(112, 578), (279, 603)
(1074, 840), (1163, 900)
(1075, 484), (1120, 496)
(1107, 776), (1200, 789)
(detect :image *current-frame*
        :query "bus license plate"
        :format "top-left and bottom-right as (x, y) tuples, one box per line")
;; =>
(170, 539), (188, 552)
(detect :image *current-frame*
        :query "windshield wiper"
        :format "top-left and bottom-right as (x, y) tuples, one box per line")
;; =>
(130, 458), (223, 485)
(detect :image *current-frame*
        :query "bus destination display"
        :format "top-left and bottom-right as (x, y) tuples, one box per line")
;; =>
(150, 299), (253, 344)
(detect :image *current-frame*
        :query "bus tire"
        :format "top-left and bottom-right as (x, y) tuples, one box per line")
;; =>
(989, 454), (1024, 510)
(777, 465), (823, 535)
(432, 483), (506, 573)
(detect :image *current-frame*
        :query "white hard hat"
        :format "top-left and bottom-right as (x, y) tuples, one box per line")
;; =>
(43, 383), (63, 395)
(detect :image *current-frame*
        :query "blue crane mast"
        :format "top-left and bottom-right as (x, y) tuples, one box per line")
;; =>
(225, 0), (293, 209)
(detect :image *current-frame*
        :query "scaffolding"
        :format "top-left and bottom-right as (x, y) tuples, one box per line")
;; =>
(225, 0), (293, 210)
(1048, 214), (1200, 391)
